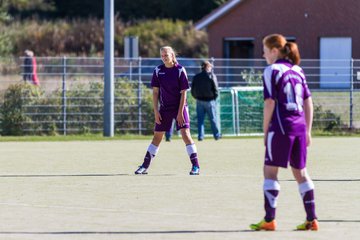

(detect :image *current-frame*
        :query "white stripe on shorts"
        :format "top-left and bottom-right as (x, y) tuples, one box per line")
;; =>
(267, 131), (275, 161)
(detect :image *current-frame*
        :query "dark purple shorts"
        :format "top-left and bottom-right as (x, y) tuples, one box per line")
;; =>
(154, 106), (190, 132)
(264, 131), (307, 169)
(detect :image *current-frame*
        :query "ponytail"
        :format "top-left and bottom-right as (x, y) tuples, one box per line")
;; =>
(263, 34), (301, 65)
(281, 42), (301, 65)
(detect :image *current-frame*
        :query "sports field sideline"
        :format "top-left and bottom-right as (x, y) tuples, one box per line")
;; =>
(0, 137), (359, 240)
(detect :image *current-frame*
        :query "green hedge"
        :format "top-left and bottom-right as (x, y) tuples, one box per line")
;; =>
(1, 18), (208, 58)
(1, 83), (43, 135)
(0, 79), (153, 136)
(0, 81), (346, 136)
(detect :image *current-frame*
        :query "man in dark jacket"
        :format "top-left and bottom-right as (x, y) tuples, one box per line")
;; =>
(191, 61), (221, 141)
(23, 50), (33, 82)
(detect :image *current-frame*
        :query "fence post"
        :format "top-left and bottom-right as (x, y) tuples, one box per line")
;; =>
(62, 56), (67, 135)
(350, 58), (354, 129)
(129, 59), (132, 81)
(217, 90), (222, 135)
(103, 0), (115, 137)
(232, 89), (239, 136)
(138, 57), (142, 135)
(210, 57), (215, 66)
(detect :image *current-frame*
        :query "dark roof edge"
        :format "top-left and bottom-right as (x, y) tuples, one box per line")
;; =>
(195, 0), (244, 30)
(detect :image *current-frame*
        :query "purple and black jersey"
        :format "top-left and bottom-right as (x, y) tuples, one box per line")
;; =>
(151, 63), (189, 111)
(263, 59), (311, 136)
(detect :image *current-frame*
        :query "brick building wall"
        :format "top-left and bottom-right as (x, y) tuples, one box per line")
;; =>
(205, 0), (360, 59)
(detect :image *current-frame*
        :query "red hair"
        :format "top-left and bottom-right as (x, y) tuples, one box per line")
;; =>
(263, 34), (301, 65)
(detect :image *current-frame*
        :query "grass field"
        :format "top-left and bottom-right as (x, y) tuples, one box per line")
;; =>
(0, 137), (359, 240)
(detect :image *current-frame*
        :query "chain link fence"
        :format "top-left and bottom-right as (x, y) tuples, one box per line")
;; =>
(0, 57), (359, 136)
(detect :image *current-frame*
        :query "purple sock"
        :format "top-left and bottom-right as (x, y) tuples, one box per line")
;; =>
(190, 153), (199, 167)
(142, 151), (152, 169)
(302, 189), (317, 221)
(263, 179), (280, 222)
(186, 144), (199, 167)
(141, 144), (159, 169)
(264, 190), (279, 222)
(299, 181), (317, 221)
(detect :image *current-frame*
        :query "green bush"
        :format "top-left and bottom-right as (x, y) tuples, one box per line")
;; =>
(9, 18), (125, 56)
(0, 30), (14, 56)
(313, 104), (343, 131)
(1, 83), (43, 135)
(240, 69), (263, 86)
(124, 19), (208, 58)
(114, 79), (154, 135)
(0, 79), (153, 136)
(3, 18), (207, 58)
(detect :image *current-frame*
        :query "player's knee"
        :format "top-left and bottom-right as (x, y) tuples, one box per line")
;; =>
(292, 167), (309, 183)
(180, 130), (192, 144)
(152, 133), (164, 145)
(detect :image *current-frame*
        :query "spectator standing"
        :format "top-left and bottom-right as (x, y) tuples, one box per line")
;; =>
(23, 50), (33, 82)
(191, 60), (221, 141)
(23, 50), (39, 86)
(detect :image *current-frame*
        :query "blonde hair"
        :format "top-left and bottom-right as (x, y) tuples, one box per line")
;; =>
(263, 34), (301, 65)
(160, 46), (178, 64)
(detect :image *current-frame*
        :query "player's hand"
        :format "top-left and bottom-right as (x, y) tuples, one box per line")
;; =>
(155, 111), (162, 124)
(176, 112), (185, 126)
(306, 132), (312, 147)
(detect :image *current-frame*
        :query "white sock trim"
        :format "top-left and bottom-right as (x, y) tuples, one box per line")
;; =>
(186, 143), (197, 156)
(263, 179), (281, 191)
(148, 144), (159, 156)
(298, 181), (315, 194)
(263, 179), (280, 208)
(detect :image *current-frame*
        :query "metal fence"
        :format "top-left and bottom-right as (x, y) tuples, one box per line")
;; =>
(0, 57), (359, 135)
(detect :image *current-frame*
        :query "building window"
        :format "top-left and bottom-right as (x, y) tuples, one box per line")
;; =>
(223, 38), (254, 59)
(286, 37), (296, 43)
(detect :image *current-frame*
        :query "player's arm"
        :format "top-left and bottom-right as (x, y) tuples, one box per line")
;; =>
(177, 90), (187, 126)
(303, 96), (314, 146)
(153, 87), (161, 124)
(212, 74), (219, 99)
(263, 98), (275, 146)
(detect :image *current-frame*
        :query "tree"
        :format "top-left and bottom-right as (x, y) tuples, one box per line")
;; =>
(115, 0), (165, 21)
(0, 0), (55, 21)
(163, 0), (228, 21)
(43, 0), (229, 21)
(115, 0), (229, 21)
(0, 0), (12, 22)
(52, 0), (102, 18)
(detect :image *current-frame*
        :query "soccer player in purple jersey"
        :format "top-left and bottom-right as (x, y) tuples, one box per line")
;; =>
(135, 46), (200, 175)
(250, 34), (318, 231)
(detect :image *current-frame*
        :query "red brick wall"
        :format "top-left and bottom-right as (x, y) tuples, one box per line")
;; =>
(207, 0), (360, 59)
